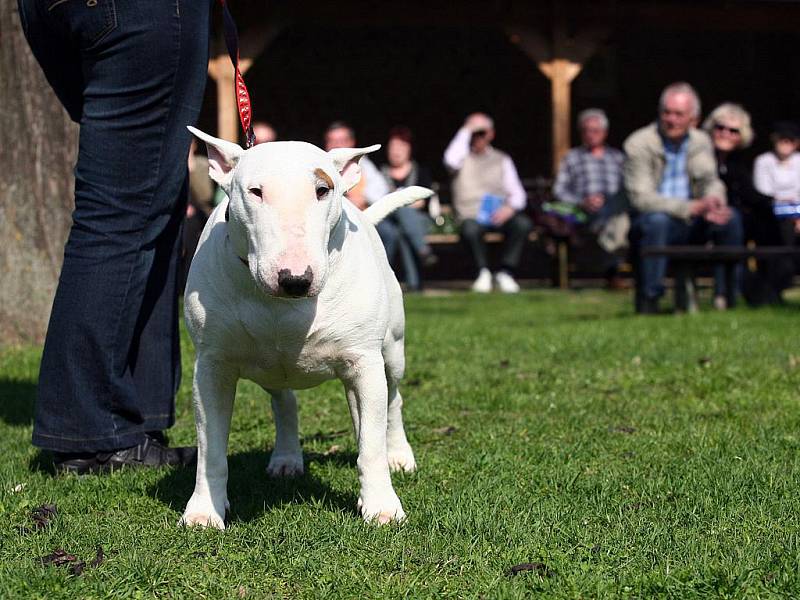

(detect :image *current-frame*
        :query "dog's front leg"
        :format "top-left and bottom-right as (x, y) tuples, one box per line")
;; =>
(181, 357), (237, 530)
(266, 389), (304, 477)
(344, 359), (406, 524)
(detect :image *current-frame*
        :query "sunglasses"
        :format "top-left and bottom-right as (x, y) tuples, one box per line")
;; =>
(713, 123), (741, 135)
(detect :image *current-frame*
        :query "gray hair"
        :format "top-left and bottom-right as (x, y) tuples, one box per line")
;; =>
(702, 103), (754, 149)
(659, 82), (701, 119)
(577, 108), (609, 130)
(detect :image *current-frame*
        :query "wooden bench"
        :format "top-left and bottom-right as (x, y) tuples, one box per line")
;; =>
(638, 245), (800, 312)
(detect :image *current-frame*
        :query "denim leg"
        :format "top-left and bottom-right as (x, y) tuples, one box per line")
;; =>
(397, 237), (420, 290)
(709, 208), (744, 298)
(29, 0), (211, 453)
(635, 212), (689, 300)
(499, 213), (533, 273)
(393, 207), (429, 254)
(460, 219), (488, 273)
(376, 218), (400, 263)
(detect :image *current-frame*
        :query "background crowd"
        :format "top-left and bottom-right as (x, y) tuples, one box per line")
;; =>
(185, 80), (800, 312)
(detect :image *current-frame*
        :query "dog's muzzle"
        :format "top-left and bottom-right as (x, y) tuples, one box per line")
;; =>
(278, 266), (314, 297)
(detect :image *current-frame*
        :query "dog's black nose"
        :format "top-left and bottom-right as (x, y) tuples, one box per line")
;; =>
(278, 267), (313, 297)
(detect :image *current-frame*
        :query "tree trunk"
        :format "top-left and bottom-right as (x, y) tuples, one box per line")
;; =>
(0, 1), (78, 345)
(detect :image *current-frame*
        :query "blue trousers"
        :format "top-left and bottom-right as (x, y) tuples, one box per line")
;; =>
(19, 0), (211, 452)
(376, 207), (430, 290)
(632, 210), (744, 300)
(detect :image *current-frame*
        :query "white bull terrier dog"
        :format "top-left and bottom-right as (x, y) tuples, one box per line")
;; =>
(181, 126), (432, 528)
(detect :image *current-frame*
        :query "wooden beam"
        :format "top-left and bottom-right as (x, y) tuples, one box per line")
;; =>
(538, 58), (582, 176)
(207, 23), (285, 143)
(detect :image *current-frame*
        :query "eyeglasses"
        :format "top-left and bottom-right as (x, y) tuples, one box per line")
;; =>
(713, 123), (741, 135)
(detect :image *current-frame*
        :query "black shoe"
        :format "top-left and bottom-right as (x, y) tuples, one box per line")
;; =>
(637, 297), (660, 315)
(419, 248), (438, 268)
(54, 433), (196, 475)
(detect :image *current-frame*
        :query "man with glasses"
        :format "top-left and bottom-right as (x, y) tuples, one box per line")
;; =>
(624, 82), (742, 314)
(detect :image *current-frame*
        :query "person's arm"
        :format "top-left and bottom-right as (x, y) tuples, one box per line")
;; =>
(623, 134), (692, 219)
(443, 127), (472, 172)
(501, 156), (526, 211)
(361, 158), (390, 206)
(753, 154), (774, 197)
(552, 153), (581, 205)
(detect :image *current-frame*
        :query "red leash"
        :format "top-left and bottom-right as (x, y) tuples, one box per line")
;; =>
(218, 0), (255, 148)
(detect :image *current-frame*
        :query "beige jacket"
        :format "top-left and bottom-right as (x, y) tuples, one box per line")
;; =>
(623, 123), (726, 220)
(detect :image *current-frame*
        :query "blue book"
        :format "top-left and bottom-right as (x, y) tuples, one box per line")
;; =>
(774, 203), (800, 219)
(476, 194), (504, 225)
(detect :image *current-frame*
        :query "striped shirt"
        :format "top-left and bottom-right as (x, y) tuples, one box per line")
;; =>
(553, 146), (625, 205)
(657, 135), (691, 200)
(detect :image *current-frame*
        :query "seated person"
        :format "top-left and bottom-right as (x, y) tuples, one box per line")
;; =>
(702, 103), (778, 306)
(324, 121), (389, 209)
(443, 113), (532, 293)
(753, 121), (800, 299)
(378, 126), (436, 291)
(553, 108), (627, 289)
(625, 82), (742, 313)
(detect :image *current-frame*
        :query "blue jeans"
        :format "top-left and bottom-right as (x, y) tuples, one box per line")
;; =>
(633, 210), (744, 300)
(19, 0), (211, 452)
(377, 207), (430, 290)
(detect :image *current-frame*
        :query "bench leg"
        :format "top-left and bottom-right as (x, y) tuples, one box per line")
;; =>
(725, 262), (737, 309)
(673, 262), (698, 313)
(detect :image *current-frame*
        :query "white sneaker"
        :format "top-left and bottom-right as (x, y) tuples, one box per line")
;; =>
(471, 268), (492, 293)
(494, 270), (520, 293)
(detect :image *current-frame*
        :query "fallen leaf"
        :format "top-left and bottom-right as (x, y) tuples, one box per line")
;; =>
(19, 504), (57, 534)
(238, 586), (247, 598)
(41, 548), (78, 567)
(631, 356), (642, 366)
(90, 546), (104, 568)
(789, 356), (799, 369)
(323, 445), (342, 456)
(609, 426), (637, 434)
(506, 562), (555, 578)
(11, 483), (26, 493)
(433, 426), (457, 435)
(69, 561), (86, 576)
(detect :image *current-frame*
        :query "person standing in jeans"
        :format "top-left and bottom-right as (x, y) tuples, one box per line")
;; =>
(18, 0), (211, 473)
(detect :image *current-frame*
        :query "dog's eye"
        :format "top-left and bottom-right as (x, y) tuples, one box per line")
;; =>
(249, 187), (263, 200)
(315, 186), (330, 200)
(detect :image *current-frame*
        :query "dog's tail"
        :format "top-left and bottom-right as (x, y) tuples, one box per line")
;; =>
(363, 186), (434, 226)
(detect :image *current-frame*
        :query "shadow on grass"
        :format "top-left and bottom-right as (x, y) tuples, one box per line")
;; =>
(150, 448), (359, 523)
(0, 379), (36, 426)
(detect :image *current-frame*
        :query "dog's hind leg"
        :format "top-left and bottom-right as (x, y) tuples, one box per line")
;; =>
(386, 381), (417, 473)
(266, 389), (304, 477)
(181, 358), (237, 530)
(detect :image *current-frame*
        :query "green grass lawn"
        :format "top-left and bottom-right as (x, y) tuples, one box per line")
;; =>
(2, 290), (800, 598)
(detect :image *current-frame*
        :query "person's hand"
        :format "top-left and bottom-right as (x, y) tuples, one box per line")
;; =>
(705, 204), (732, 226)
(582, 194), (605, 213)
(491, 204), (515, 226)
(794, 218), (800, 234)
(465, 113), (492, 133)
(186, 203), (196, 218)
(688, 196), (723, 217)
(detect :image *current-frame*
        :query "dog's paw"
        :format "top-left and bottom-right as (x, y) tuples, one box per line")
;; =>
(388, 445), (417, 473)
(358, 492), (406, 525)
(179, 511), (226, 530)
(267, 452), (304, 477)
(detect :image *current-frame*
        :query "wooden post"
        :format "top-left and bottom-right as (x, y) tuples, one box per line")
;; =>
(206, 23), (284, 142)
(207, 56), (253, 143)
(538, 58), (582, 177)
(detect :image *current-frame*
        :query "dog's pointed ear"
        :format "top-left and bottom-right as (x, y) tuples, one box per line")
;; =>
(187, 126), (244, 187)
(328, 144), (381, 193)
